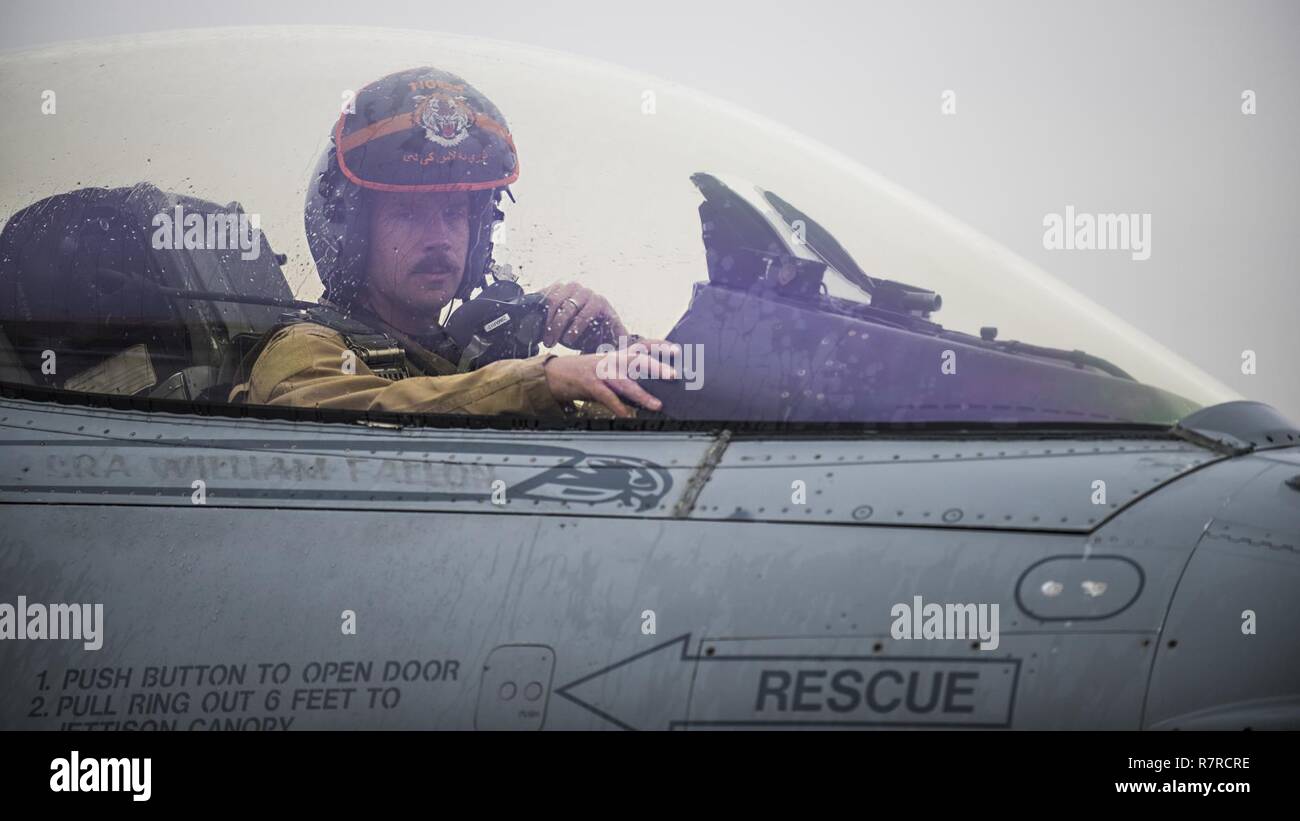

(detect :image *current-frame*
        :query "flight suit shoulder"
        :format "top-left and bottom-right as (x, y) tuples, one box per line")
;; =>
(229, 320), (564, 418)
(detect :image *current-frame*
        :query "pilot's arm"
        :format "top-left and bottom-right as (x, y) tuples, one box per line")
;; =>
(229, 323), (564, 417)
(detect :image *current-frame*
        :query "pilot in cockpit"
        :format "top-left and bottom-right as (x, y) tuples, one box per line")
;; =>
(229, 66), (673, 419)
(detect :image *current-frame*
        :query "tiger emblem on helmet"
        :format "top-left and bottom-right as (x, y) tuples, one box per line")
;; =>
(412, 92), (477, 147)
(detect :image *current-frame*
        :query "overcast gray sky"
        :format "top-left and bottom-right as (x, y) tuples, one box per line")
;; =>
(2, 0), (1296, 418)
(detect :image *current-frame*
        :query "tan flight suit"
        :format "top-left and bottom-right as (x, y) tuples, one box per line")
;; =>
(228, 322), (565, 418)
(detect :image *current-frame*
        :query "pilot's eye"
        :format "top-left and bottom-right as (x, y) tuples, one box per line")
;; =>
(444, 205), (468, 220)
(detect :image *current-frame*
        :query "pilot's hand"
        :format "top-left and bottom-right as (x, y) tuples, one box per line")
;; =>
(542, 342), (679, 418)
(539, 281), (628, 351)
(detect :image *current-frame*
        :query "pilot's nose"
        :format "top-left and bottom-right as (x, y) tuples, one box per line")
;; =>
(420, 217), (453, 247)
(421, 237), (453, 261)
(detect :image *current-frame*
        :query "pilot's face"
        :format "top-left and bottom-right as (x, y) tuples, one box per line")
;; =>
(364, 190), (471, 318)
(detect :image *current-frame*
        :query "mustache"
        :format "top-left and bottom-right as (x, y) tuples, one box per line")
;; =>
(408, 251), (460, 274)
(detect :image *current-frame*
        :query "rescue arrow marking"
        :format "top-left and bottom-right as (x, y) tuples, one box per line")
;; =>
(556, 634), (1021, 730)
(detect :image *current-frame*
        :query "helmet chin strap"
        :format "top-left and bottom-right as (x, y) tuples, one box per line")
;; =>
(439, 297), (458, 327)
(454, 186), (511, 301)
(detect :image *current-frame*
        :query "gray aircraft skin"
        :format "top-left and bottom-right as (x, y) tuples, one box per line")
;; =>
(1, 29), (1298, 732)
(0, 378), (1298, 730)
